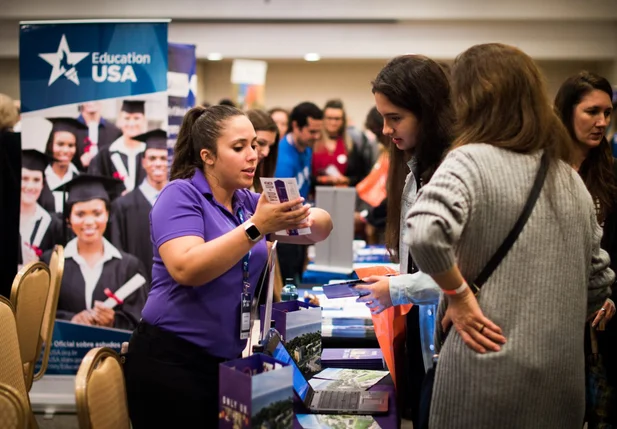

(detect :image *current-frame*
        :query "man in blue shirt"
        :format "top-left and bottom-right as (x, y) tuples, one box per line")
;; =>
(274, 102), (323, 284)
(275, 102), (323, 200)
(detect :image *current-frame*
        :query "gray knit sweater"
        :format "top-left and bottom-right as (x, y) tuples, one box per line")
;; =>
(406, 144), (613, 429)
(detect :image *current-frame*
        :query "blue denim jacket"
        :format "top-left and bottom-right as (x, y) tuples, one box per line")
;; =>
(388, 158), (441, 372)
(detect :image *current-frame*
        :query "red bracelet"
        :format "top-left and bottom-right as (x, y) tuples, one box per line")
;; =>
(442, 282), (469, 296)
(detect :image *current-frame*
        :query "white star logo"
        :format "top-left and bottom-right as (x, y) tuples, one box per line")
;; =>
(39, 35), (90, 86)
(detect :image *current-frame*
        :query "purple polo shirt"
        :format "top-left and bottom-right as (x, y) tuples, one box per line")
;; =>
(141, 168), (268, 359)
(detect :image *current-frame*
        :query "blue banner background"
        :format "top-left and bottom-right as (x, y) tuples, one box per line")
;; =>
(35, 320), (130, 376)
(20, 21), (168, 112)
(168, 42), (196, 150)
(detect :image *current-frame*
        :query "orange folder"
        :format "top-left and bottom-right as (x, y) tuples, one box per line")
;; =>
(354, 266), (412, 390)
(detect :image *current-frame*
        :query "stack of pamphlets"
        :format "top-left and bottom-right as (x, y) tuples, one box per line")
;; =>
(321, 348), (385, 370)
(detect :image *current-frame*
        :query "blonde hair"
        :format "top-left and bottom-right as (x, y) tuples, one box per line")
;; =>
(0, 94), (19, 131)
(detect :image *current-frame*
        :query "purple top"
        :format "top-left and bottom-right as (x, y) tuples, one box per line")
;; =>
(141, 168), (268, 359)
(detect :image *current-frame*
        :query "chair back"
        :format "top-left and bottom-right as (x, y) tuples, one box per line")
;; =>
(10, 261), (51, 391)
(0, 382), (29, 429)
(33, 246), (64, 382)
(0, 297), (34, 428)
(75, 347), (130, 429)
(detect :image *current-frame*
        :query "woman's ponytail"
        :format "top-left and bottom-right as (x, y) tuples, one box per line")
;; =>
(170, 106), (206, 180)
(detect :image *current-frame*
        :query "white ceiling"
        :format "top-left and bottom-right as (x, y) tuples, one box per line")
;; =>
(1, 0), (616, 60)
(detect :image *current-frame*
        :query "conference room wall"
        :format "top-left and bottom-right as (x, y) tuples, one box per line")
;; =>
(197, 59), (610, 131)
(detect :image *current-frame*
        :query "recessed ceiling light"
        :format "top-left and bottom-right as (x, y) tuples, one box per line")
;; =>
(207, 53), (223, 61)
(304, 53), (321, 62)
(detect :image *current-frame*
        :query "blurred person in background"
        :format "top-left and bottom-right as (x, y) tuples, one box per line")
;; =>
(554, 71), (617, 428)
(313, 99), (374, 188)
(269, 107), (290, 139)
(354, 106), (390, 244)
(274, 102), (323, 285)
(246, 109), (279, 192)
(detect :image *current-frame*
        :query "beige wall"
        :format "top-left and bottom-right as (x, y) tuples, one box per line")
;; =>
(0, 59), (20, 101)
(0, 57), (612, 125)
(198, 59), (609, 128)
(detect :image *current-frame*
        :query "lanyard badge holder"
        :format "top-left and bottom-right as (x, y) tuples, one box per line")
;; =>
(238, 208), (252, 340)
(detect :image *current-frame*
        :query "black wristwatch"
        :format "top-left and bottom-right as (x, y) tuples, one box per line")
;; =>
(244, 222), (262, 242)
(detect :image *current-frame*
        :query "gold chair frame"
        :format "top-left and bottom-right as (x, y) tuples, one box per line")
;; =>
(75, 347), (130, 429)
(33, 245), (64, 382)
(10, 261), (51, 391)
(0, 382), (29, 429)
(0, 296), (37, 429)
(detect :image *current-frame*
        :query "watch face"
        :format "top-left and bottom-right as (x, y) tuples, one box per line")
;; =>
(246, 224), (261, 241)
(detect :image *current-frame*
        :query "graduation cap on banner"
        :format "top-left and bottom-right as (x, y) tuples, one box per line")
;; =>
(47, 117), (88, 134)
(22, 149), (56, 172)
(121, 100), (145, 114)
(53, 174), (125, 206)
(133, 129), (167, 150)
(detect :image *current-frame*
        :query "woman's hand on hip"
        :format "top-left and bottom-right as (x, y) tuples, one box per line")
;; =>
(354, 276), (393, 315)
(447, 288), (506, 354)
(252, 193), (311, 235)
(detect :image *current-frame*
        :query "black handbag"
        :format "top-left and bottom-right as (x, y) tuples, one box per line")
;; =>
(416, 152), (549, 429)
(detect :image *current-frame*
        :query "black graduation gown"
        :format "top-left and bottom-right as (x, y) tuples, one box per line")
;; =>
(0, 130), (21, 298)
(88, 145), (146, 195)
(37, 182), (57, 214)
(41, 248), (148, 331)
(73, 120), (122, 172)
(110, 189), (153, 283)
(18, 208), (64, 266)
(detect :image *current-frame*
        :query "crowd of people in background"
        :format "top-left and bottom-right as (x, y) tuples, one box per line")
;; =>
(1, 41), (617, 428)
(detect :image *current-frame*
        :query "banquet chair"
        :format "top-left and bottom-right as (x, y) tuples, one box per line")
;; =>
(10, 261), (51, 391)
(75, 347), (131, 429)
(0, 296), (37, 428)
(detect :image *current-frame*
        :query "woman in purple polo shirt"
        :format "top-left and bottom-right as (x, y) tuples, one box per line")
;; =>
(123, 104), (333, 428)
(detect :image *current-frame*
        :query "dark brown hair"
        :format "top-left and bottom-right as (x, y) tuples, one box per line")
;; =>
(44, 130), (78, 162)
(372, 55), (454, 261)
(246, 109), (279, 192)
(170, 105), (245, 180)
(450, 44), (572, 166)
(554, 71), (616, 219)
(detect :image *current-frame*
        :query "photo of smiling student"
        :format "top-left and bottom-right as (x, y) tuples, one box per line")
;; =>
(88, 100), (148, 193)
(110, 129), (169, 282)
(43, 174), (148, 330)
(19, 149), (64, 267)
(43, 117), (88, 213)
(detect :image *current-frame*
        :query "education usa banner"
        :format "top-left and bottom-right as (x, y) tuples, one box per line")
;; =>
(19, 20), (168, 385)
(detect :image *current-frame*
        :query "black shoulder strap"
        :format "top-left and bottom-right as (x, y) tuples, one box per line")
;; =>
(471, 152), (549, 291)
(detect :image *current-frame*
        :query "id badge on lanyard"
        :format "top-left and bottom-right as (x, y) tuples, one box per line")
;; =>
(237, 208), (252, 340)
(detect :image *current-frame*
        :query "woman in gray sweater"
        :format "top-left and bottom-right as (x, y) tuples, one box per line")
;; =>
(406, 43), (615, 428)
